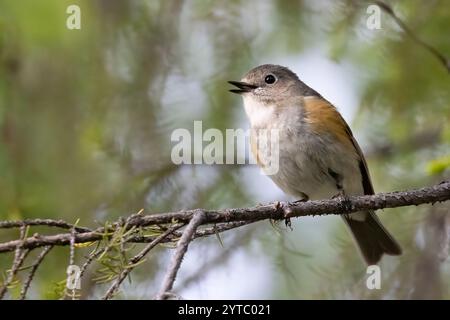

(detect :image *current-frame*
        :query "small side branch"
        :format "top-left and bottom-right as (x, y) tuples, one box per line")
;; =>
(374, 0), (450, 73)
(155, 211), (205, 300)
(19, 246), (53, 300)
(102, 223), (184, 300)
(0, 226), (29, 299)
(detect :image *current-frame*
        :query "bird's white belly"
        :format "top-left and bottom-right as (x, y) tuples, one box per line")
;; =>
(254, 125), (362, 201)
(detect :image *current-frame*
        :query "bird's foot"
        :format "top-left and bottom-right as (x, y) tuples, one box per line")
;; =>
(332, 190), (352, 213)
(284, 217), (292, 230)
(292, 198), (308, 205)
(274, 201), (293, 231)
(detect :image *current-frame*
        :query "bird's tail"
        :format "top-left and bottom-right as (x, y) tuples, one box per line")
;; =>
(343, 212), (402, 265)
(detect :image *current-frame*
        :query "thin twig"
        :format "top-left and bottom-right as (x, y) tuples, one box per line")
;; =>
(0, 225), (29, 299)
(75, 248), (105, 299)
(19, 245), (53, 300)
(79, 249), (103, 280)
(374, 0), (450, 73)
(0, 250), (29, 299)
(156, 211), (205, 299)
(69, 225), (77, 300)
(114, 221), (254, 246)
(61, 225), (79, 300)
(191, 220), (256, 239)
(136, 220), (255, 243)
(102, 223), (184, 300)
(0, 219), (91, 233)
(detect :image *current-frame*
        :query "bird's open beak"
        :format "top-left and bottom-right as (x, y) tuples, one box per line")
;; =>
(228, 81), (258, 94)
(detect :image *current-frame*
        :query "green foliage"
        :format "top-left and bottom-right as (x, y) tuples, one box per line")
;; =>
(44, 279), (68, 300)
(426, 155), (450, 175)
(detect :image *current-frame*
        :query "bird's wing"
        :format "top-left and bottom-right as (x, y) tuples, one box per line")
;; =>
(303, 96), (375, 195)
(338, 114), (375, 195)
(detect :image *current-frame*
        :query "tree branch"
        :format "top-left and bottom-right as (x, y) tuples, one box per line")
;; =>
(155, 211), (205, 300)
(0, 181), (449, 254)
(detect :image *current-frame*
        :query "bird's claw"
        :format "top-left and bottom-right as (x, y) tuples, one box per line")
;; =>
(284, 217), (292, 230)
(332, 191), (352, 212)
(274, 201), (293, 230)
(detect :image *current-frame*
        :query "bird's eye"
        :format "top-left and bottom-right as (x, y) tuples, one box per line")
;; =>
(264, 74), (276, 84)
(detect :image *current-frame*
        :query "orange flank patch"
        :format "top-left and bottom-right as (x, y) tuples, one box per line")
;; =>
(302, 96), (355, 151)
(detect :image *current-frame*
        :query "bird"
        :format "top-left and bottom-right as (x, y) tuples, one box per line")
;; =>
(228, 64), (402, 265)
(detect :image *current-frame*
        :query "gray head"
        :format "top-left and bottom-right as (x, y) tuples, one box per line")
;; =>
(228, 64), (320, 104)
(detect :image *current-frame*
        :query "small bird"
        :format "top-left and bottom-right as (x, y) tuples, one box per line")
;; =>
(229, 64), (401, 265)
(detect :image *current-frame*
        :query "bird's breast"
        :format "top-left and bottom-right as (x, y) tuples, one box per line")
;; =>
(246, 101), (361, 200)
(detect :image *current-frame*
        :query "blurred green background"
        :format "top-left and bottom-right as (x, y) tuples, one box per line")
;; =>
(0, 0), (449, 299)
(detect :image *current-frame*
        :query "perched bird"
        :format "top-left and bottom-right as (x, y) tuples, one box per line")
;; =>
(229, 64), (401, 265)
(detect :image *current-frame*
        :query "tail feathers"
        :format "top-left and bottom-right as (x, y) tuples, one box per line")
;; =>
(344, 212), (402, 265)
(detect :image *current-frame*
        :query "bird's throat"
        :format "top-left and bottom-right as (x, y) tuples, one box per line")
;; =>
(242, 96), (277, 129)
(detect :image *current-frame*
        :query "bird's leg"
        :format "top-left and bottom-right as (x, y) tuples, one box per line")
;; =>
(328, 168), (352, 214)
(292, 198), (307, 205)
(292, 192), (309, 205)
(287, 193), (310, 228)
(331, 188), (348, 201)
